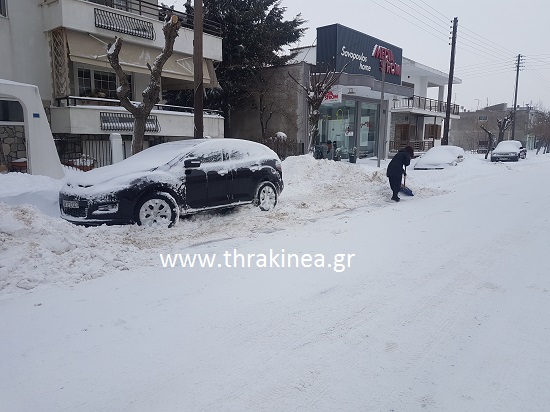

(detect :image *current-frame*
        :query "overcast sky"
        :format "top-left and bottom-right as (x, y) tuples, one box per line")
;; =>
(171, 0), (550, 111)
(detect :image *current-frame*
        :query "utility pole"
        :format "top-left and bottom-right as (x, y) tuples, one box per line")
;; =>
(442, 17), (458, 145)
(511, 54), (523, 140)
(193, 0), (204, 138)
(377, 58), (387, 168)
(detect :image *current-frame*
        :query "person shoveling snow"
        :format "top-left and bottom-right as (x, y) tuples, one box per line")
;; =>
(386, 145), (414, 201)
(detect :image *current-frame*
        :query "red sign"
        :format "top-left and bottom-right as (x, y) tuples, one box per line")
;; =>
(372, 45), (401, 76)
(323, 88), (342, 103)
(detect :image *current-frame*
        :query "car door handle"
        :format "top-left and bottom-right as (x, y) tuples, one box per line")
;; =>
(218, 169), (228, 175)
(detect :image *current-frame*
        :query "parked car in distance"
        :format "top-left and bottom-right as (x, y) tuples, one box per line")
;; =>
(414, 145), (465, 170)
(491, 140), (526, 162)
(60, 138), (284, 227)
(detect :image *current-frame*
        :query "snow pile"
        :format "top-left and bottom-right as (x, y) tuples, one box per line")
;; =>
(0, 172), (63, 217)
(0, 202), (140, 291)
(2, 151), (545, 294)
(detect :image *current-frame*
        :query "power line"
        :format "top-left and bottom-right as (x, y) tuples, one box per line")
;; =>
(368, 0), (449, 43)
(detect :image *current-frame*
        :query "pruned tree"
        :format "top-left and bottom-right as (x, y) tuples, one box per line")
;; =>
(107, 15), (181, 155)
(496, 114), (512, 143)
(289, 65), (346, 152)
(479, 125), (495, 160)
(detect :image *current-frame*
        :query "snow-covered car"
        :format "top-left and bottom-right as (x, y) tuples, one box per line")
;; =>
(413, 145), (465, 170)
(59, 138), (284, 227)
(491, 140), (526, 162)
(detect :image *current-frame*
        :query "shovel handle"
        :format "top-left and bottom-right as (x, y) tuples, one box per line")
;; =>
(403, 166), (407, 186)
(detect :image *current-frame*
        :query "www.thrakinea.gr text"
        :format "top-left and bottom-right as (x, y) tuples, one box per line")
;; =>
(159, 249), (356, 273)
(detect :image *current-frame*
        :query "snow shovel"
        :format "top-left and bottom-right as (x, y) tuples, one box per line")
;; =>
(400, 166), (414, 196)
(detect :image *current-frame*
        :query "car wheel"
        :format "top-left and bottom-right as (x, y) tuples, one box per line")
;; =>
(254, 181), (277, 211)
(135, 192), (179, 228)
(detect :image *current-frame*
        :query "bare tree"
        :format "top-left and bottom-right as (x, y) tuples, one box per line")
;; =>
(479, 125), (496, 160)
(289, 64), (346, 152)
(496, 114), (513, 143)
(107, 15), (181, 155)
(532, 110), (550, 154)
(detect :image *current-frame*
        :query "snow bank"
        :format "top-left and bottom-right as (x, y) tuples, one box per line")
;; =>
(2, 151), (545, 294)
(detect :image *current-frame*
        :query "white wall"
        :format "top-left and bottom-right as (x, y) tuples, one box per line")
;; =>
(1, 0), (52, 102)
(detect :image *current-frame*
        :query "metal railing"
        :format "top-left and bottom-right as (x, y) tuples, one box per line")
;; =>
(393, 95), (460, 115)
(55, 135), (112, 169)
(94, 7), (155, 39)
(100, 111), (160, 132)
(55, 96), (224, 117)
(389, 140), (434, 152)
(86, 0), (221, 36)
(54, 134), (169, 170)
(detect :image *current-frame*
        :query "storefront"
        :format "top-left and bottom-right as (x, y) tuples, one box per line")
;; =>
(318, 94), (380, 158)
(314, 24), (409, 158)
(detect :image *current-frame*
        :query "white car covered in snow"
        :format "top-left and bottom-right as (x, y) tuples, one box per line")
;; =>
(491, 140), (527, 162)
(414, 145), (465, 170)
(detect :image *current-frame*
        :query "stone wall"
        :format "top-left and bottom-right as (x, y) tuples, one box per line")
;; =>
(0, 126), (26, 164)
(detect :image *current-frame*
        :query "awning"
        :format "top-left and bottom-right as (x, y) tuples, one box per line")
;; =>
(65, 30), (217, 88)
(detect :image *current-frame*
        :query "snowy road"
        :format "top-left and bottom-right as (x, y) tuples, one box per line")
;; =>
(1, 156), (550, 411)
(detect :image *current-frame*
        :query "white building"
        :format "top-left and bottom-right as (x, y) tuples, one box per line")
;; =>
(0, 0), (223, 170)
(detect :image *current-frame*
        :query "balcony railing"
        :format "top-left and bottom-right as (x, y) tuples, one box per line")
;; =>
(86, 0), (221, 37)
(389, 140), (434, 152)
(55, 96), (223, 117)
(94, 7), (155, 39)
(393, 95), (460, 116)
(100, 111), (160, 132)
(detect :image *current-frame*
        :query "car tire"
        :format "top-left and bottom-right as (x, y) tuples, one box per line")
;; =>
(254, 181), (277, 211)
(135, 191), (179, 228)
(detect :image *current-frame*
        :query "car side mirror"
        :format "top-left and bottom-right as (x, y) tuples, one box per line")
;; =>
(184, 158), (201, 168)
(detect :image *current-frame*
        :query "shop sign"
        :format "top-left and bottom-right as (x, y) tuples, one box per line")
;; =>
(372, 45), (401, 76)
(316, 24), (402, 85)
(323, 87), (342, 104)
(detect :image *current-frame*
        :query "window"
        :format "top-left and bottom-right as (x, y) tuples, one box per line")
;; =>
(0, 0), (7, 17)
(113, 0), (129, 11)
(93, 70), (117, 98)
(0, 100), (24, 122)
(77, 67), (132, 100)
(189, 149), (222, 163)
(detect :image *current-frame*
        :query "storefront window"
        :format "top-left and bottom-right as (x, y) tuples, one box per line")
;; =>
(359, 102), (379, 157)
(319, 99), (381, 158)
(319, 100), (356, 158)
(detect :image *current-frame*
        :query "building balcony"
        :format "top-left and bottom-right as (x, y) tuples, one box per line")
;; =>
(392, 95), (460, 118)
(41, 0), (222, 62)
(389, 140), (434, 153)
(50, 96), (224, 139)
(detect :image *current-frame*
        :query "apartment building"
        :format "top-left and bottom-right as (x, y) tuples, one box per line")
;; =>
(0, 0), (223, 169)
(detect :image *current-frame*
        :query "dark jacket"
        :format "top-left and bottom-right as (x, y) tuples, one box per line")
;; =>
(386, 149), (411, 177)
